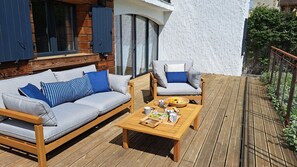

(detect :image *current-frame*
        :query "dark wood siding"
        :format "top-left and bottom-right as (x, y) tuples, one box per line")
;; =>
(92, 6), (112, 54)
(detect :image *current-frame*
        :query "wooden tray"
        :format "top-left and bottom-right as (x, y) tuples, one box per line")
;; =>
(165, 97), (189, 108)
(140, 117), (162, 128)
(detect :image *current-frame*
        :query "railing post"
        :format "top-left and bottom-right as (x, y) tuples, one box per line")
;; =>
(276, 55), (284, 98)
(269, 50), (276, 84)
(285, 63), (297, 125)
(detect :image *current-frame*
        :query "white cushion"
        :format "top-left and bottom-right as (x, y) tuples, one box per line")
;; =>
(75, 91), (131, 115)
(2, 93), (57, 126)
(157, 83), (201, 95)
(53, 64), (97, 82)
(0, 103), (99, 143)
(165, 64), (185, 72)
(188, 67), (201, 89)
(108, 74), (131, 94)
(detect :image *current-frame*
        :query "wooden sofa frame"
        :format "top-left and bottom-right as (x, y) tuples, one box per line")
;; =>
(0, 81), (134, 167)
(150, 72), (205, 105)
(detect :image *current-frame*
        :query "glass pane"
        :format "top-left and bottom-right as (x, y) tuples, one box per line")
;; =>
(148, 20), (158, 70)
(121, 15), (133, 75)
(32, 0), (50, 53)
(115, 15), (122, 75)
(136, 16), (147, 75)
(54, 2), (75, 52)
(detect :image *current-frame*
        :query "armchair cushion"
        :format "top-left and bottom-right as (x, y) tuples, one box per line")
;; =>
(166, 72), (187, 83)
(165, 64), (185, 72)
(2, 93), (57, 126)
(187, 68), (201, 89)
(153, 60), (193, 88)
(157, 83), (201, 96)
(108, 74), (131, 94)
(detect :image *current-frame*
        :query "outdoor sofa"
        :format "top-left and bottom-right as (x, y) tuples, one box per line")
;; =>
(150, 60), (205, 105)
(0, 64), (134, 166)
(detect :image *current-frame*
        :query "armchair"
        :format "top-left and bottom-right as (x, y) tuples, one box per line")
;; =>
(150, 60), (205, 105)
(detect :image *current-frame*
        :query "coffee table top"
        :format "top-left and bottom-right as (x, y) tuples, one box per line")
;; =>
(115, 100), (203, 140)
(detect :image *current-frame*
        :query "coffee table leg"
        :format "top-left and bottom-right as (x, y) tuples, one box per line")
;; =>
(194, 114), (199, 130)
(123, 129), (128, 149)
(173, 140), (180, 162)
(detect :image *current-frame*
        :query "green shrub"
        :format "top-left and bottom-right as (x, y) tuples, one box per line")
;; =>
(246, 7), (297, 74)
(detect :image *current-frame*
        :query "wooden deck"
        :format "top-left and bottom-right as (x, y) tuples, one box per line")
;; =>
(0, 74), (296, 166)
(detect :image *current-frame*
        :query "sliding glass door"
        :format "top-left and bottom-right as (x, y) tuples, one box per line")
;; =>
(115, 14), (158, 78)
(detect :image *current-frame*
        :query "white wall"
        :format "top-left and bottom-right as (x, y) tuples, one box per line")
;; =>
(114, 0), (250, 76)
(159, 0), (250, 76)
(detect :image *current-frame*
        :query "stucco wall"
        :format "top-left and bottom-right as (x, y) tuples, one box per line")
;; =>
(115, 0), (249, 76)
(159, 0), (249, 76)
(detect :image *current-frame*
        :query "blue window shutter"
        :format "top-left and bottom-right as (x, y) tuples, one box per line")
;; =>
(92, 6), (112, 53)
(0, 0), (33, 63)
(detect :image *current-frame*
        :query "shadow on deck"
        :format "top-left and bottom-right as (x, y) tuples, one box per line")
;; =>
(0, 74), (296, 167)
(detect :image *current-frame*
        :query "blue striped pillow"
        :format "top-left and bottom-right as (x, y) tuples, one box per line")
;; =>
(41, 81), (74, 107)
(69, 75), (93, 100)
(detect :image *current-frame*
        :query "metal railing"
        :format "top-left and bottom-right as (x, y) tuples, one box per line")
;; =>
(269, 46), (297, 125)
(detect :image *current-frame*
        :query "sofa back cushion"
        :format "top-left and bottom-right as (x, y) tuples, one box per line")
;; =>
(53, 64), (97, 82)
(0, 69), (57, 109)
(2, 93), (57, 126)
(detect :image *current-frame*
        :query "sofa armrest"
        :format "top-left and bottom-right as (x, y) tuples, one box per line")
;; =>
(0, 108), (42, 125)
(128, 81), (134, 113)
(150, 72), (158, 99)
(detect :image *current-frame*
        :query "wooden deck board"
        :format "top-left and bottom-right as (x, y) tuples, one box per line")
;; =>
(0, 74), (296, 167)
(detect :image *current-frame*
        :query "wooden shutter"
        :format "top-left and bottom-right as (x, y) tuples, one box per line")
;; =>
(92, 6), (112, 53)
(0, 0), (33, 63)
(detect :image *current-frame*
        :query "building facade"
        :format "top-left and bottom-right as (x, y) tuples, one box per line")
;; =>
(114, 0), (250, 76)
(0, 0), (250, 78)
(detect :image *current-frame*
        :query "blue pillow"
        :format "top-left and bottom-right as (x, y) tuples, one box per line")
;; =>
(166, 72), (187, 83)
(18, 83), (51, 106)
(41, 81), (74, 107)
(85, 70), (111, 93)
(69, 75), (93, 100)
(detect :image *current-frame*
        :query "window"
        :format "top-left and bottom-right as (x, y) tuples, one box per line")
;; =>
(32, 0), (76, 56)
(115, 15), (159, 78)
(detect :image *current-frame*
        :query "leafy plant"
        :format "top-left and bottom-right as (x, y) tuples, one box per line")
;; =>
(261, 72), (297, 152)
(246, 7), (297, 74)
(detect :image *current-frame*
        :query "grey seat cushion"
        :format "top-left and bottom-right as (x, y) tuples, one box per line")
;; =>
(0, 103), (99, 143)
(75, 91), (131, 115)
(157, 83), (202, 95)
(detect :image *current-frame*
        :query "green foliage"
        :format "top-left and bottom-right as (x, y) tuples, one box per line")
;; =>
(247, 7), (297, 74)
(261, 72), (297, 152)
(284, 115), (297, 152)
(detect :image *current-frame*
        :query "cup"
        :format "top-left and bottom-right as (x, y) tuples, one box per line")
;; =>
(144, 106), (151, 115)
(159, 100), (165, 108)
(169, 112), (178, 123)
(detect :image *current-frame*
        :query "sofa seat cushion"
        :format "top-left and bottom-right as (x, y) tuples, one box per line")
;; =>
(0, 103), (99, 143)
(157, 83), (202, 96)
(74, 91), (131, 115)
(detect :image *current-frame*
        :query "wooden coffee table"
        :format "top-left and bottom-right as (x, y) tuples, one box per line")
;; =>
(115, 100), (203, 162)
